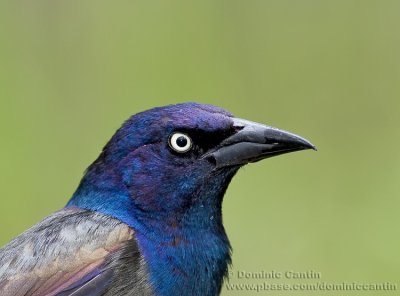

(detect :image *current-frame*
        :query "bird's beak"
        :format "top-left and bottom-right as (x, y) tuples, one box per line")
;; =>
(206, 118), (316, 169)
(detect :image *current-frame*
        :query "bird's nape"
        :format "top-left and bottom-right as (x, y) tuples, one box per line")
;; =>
(0, 102), (316, 296)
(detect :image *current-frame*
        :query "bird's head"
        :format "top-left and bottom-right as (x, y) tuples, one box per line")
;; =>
(69, 103), (315, 231)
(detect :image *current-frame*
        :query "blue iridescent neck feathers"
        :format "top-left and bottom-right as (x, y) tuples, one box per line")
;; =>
(67, 102), (316, 296)
(68, 103), (237, 295)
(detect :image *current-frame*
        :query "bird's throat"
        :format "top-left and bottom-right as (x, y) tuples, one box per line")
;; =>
(135, 220), (231, 296)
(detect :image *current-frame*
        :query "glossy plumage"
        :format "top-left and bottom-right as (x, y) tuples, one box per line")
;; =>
(0, 208), (152, 296)
(0, 103), (315, 296)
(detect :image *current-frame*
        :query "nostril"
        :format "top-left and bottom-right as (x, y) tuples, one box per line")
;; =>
(233, 125), (244, 133)
(206, 155), (217, 166)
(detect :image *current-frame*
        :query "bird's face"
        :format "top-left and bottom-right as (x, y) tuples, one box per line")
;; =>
(83, 103), (315, 227)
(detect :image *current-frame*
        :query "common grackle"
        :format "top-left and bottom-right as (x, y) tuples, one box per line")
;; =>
(0, 103), (315, 296)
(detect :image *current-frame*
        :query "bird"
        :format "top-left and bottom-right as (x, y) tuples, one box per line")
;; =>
(0, 102), (315, 296)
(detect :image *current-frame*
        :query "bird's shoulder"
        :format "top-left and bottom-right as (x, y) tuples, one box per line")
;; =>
(0, 207), (153, 296)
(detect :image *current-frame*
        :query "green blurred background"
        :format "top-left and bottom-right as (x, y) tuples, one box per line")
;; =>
(1, 1), (399, 295)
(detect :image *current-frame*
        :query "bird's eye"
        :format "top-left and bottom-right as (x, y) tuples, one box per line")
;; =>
(169, 133), (192, 153)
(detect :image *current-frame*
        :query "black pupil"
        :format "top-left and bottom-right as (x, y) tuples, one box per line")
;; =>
(176, 136), (188, 148)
